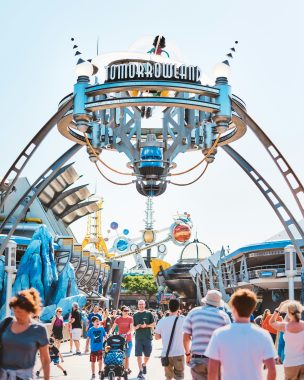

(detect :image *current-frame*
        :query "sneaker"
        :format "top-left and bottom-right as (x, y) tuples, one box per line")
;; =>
(63, 370), (67, 376)
(142, 364), (147, 375)
(76, 351), (81, 355)
(36, 371), (40, 378)
(137, 371), (144, 379)
(98, 371), (102, 376)
(91, 374), (95, 379)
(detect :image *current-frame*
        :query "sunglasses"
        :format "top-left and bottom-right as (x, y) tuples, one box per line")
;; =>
(123, 310), (129, 312)
(57, 311), (62, 313)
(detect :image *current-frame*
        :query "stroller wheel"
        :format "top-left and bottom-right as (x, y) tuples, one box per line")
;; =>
(108, 371), (115, 380)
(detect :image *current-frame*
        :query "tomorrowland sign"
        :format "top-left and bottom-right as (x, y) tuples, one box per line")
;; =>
(105, 61), (201, 83)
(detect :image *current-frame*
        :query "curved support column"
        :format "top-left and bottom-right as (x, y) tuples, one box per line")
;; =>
(232, 100), (304, 218)
(0, 97), (73, 210)
(222, 145), (304, 266)
(0, 144), (82, 255)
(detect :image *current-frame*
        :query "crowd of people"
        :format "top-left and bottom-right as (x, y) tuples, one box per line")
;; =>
(0, 287), (303, 380)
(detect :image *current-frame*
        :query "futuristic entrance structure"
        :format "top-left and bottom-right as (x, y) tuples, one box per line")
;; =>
(1, 36), (304, 304)
(57, 52), (246, 197)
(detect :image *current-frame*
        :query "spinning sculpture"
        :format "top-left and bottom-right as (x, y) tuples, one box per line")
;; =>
(0, 37), (303, 301)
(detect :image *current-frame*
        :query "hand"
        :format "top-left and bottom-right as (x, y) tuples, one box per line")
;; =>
(278, 300), (289, 312)
(61, 359), (64, 363)
(185, 353), (192, 364)
(142, 322), (146, 328)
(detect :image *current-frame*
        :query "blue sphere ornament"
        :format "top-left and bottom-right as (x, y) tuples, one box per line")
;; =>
(110, 222), (118, 230)
(123, 229), (129, 235)
(115, 238), (129, 252)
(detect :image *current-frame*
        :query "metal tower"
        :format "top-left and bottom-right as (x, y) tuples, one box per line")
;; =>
(82, 199), (109, 257)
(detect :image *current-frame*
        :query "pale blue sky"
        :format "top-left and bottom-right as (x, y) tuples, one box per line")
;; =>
(1, 1), (304, 263)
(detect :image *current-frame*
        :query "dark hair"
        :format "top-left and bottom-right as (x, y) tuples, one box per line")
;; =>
(92, 316), (99, 323)
(169, 299), (180, 313)
(9, 288), (42, 315)
(230, 289), (257, 318)
(153, 35), (166, 49)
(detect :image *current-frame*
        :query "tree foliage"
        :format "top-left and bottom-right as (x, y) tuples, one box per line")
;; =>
(122, 275), (158, 305)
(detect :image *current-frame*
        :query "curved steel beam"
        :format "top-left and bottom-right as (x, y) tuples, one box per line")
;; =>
(0, 144), (82, 255)
(232, 100), (304, 218)
(57, 200), (98, 219)
(0, 97), (74, 210)
(222, 145), (304, 266)
(47, 183), (89, 210)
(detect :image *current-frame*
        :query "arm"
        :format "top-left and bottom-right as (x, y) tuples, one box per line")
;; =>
(39, 345), (50, 380)
(58, 351), (64, 362)
(208, 359), (221, 380)
(269, 310), (285, 332)
(264, 358), (276, 380)
(183, 333), (192, 364)
(50, 317), (55, 331)
(127, 322), (134, 335)
(146, 313), (156, 329)
(109, 322), (117, 335)
(155, 333), (161, 340)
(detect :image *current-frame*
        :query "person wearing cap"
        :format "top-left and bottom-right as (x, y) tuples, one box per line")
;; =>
(183, 290), (230, 380)
(50, 307), (64, 350)
(109, 306), (134, 375)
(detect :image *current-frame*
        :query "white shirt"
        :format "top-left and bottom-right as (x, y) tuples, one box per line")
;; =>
(283, 328), (304, 367)
(205, 323), (276, 380)
(155, 315), (185, 357)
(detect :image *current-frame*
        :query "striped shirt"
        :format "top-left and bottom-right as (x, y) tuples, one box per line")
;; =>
(183, 305), (231, 355)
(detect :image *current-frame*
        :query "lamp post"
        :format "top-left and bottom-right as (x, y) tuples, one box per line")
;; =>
(284, 244), (297, 300)
(4, 240), (17, 317)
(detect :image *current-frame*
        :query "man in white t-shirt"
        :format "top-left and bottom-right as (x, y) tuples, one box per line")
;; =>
(205, 289), (277, 380)
(155, 299), (185, 380)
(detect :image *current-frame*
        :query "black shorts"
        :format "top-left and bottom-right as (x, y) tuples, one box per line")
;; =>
(52, 328), (63, 340)
(135, 339), (152, 357)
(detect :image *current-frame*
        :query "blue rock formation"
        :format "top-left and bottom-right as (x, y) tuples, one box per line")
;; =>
(0, 225), (86, 321)
(12, 225), (57, 304)
(51, 262), (80, 305)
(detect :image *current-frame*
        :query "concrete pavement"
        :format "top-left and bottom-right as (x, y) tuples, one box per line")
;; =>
(34, 338), (284, 379)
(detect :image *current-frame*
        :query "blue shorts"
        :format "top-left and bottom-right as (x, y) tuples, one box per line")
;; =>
(135, 339), (152, 357)
(51, 357), (60, 365)
(125, 341), (133, 358)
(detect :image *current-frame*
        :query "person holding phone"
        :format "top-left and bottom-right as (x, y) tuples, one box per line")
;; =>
(133, 300), (155, 379)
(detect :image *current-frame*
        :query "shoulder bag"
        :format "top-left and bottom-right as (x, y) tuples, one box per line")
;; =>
(161, 316), (179, 367)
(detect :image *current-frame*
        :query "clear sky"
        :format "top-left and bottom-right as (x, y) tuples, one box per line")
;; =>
(1, 0), (304, 265)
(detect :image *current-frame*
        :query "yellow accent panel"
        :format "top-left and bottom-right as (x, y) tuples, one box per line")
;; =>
(150, 258), (171, 277)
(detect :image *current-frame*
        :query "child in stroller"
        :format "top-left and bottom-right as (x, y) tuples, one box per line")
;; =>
(100, 334), (128, 380)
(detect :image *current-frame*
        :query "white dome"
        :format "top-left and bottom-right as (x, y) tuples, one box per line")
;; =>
(180, 239), (212, 262)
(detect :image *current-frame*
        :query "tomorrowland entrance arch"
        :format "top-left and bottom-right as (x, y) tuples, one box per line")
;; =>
(0, 38), (303, 303)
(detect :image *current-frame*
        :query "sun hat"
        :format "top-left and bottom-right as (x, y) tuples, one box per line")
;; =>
(201, 290), (223, 308)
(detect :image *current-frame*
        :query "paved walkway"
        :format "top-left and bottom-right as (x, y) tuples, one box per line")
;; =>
(34, 338), (284, 379)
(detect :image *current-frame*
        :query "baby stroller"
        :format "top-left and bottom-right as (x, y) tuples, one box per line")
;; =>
(100, 335), (128, 380)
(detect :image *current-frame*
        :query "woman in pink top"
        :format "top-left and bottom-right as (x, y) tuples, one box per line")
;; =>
(110, 306), (134, 374)
(270, 300), (304, 380)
